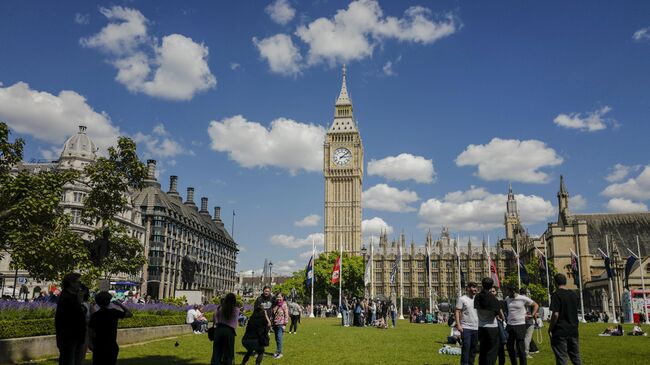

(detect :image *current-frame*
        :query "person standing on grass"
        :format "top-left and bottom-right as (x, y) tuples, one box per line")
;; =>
(211, 293), (240, 365)
(370, 300), (377, 325)
(88, 291), (133, 365)
(548, 273), (582, 365)
(341, 296), (350, 327)
(455, 282), (479, 365)
(475, 278), (504, 365)
(491, 286), (507, 365)
(505, 284), (538, 365)
(271, 292), (289, 359)
(77, 285), (94, 365)
(241, 304), (271, 365)
(254, 286), (276, 322)
(55, 273), (86, 365)
(390, 301), (397, 328)
(288, 300), (301, 334)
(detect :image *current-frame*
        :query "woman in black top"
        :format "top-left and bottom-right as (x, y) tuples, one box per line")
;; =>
(241, 305), (271, 365)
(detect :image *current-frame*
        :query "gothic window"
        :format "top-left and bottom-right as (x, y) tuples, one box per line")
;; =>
(461, 261), (467, 269)
(418, 287), (425, 297)
(417, 261), (423, 268)
(417, 272), (424, 282)
(431, 261), (438, 269)
(475, 261), (482, 268)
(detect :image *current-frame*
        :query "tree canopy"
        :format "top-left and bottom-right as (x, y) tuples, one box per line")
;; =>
(502, 254), (558, 306)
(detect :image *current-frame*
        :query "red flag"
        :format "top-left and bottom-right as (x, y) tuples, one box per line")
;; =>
(331, 256), (341, 284)
(489, 257), (501, 288)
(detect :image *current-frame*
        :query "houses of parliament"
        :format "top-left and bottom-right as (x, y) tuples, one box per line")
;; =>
(323, 67), (650, 309)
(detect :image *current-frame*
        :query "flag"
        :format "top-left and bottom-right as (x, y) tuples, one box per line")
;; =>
(518, 257), (530, 285)
(571, 251), (580, 288)
(305, 255), (314, 287)
(331, 256), (341, 284)
(489, 254), (501, 288)
(364, 255), (371, 286)
(460, 270), (466, 289)
(390, 250), (401, 284)
(538, 251), (548, 286)
(625, 255), (639, 289)
(598, 249), (615, 279)
(425, 245), (431, 279)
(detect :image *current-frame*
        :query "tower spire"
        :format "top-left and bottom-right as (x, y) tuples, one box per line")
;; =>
(336, 64), (351, 106)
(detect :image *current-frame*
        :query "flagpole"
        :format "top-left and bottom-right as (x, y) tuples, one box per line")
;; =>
(514, 248), (521, 290)
(543, 237), (551, 306)
(370, 240), (375, 300)
(637, 236), (650, 325)
(310, 239), (315, 318)
(572, 239), (587, 323)
(399, 244), (404, 320)
(605, 235), (618, 323)
(339, 242), (342, 319)
(456, 236), (462, 298)
(427, 243), (433, 312)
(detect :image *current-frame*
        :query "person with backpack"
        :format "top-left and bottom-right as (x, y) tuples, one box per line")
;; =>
(241, 304), (271, 365)
(211, 293), (239, 365)
(271, 292), (289, 359)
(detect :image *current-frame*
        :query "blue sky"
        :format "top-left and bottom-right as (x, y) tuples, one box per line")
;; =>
(1, 1), (650, 276)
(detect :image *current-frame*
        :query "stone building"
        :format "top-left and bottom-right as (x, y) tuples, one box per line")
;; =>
(132, 161), (238, 301)
(0, 126), (145, 297)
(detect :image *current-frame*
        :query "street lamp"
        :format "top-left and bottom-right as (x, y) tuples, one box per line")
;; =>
(251, 270), (255, 296)
(361, 245), (368, 298)
(269, 261), (273, 287)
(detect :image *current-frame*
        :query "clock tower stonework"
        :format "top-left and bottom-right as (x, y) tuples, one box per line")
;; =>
(324, 66), (363, 255)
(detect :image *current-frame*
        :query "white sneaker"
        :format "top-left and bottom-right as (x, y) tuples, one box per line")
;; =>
(273, 353), (283, 359)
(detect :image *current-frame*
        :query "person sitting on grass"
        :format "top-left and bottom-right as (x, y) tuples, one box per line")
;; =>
(241, 304), (271, 365)
(88, 291), (133, 365)
(630, 325), (646, 336)
(375, 316), (388, 329)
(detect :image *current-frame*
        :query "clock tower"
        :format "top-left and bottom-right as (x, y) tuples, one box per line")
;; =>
(324, 65), (364, 254)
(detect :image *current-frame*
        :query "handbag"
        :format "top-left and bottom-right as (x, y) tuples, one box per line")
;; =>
(207, 323), (216, 341)
(497, 319), (508, 343)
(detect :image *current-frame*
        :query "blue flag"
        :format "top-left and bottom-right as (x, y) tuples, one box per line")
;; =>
(305, 256), (314, 287)
(519, 258), (530, 285)
(625, 256), (638, 289)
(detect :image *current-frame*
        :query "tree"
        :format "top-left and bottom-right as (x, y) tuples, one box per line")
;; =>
(0, 122), (87, 280)
(502, 254), (558, 306)
(81, 136), (147, 280)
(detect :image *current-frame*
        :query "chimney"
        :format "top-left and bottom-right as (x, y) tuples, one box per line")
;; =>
(169, 175), (178, 193)
(185, 187), (195, 205)
(146, 160), (156, 180)
(200, 197), (209, 213)
(214, 206), (222, 221)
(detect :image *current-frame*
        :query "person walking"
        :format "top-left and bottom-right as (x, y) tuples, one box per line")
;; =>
(211, 293), (240, 365)
(475, 278), (504, 365)
(549, 274), (583, 365)
(455, 282), (479, 365)
(288, 300), (301, 334)
(88, 291), (133, 365)
(241, 304), (271, 365)
(505, 285), (539, 365)
(55, 273), (86, 365)
(271, 292), (289, 359)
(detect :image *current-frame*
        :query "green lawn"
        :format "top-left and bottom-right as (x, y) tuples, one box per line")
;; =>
(34, 319), (650, 364)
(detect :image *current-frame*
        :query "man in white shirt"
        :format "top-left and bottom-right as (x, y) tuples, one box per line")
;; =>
(186, 305), (200, 334)
(505, 285), (539, 365)
(455, 282), (479, 365)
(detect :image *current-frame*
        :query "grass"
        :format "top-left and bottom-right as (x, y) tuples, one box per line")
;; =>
(33, 319), (650, 365)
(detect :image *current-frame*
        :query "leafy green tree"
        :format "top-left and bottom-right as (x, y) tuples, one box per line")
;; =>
(0, 122), (87, 280)
(81, 136), (147, 280)
(502, 254), (558, 306)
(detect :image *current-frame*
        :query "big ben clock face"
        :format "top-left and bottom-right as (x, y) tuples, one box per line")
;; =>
(333, 148), (352, 166)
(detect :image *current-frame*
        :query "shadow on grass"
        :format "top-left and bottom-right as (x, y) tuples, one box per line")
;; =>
(112, 355), (204, 365)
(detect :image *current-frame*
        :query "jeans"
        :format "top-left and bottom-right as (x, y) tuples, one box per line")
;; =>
(274, 325), (284, 354)
(211, 324), (235, 365)
(550, 336), (582, 365)
(341, 309), (349, 326)
(58, 340), (85, 365)
(371, 312), (376, 324)
(478, 327), (499, 365)
(506, 324), (527, 365)
(289, 314), (299, 333)
(524, 325), (534, 354)
(391, 312), (397, 327)
(92, 342), (119, 365)
(461, 328), (478, 365)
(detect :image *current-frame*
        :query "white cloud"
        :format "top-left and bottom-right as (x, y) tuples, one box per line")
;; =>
(230, 62), (240, 70)
(74, 13), (90, 25)
(152, 123), (169, 136)
(602, 165), (650, 201)
(418, 186), (554, 231)
(605, 198), (648, 213)
(39, 145), (63, 161)
(363, 183), (419, 212)
(367, 153), (435, 183)
(570, 194), (587, 211)
(295, 1), (458, 67)
(133, 124), (187, 159)
(633, 27), (650, 42)
(382, 61), (395, 76)
(253, 34), (302, 76)
(553, 106), (617, 132)
(266, 0), (296, 25)
(207, 115), (325, 174)
(455, 138), (563, 183)
(605, 163), (640, 183)
(81, 6), (215, 100)
(273, 259), (300, 276)
(0, 81), (119, 152)
(270, 232), (324, 249)
(294, 214), (321, 227)
(362, 217), (393, 241)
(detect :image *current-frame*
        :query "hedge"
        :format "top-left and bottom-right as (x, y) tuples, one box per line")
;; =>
(0, 315), (190, 340)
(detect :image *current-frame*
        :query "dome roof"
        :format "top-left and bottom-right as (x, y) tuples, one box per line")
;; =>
(60, 125), (98, 160)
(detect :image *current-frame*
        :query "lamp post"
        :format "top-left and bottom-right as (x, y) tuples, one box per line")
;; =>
(0, 273), (4, 298)
(361, 245), (368, 298)
(269, 261), (273, 287)
(251, 270), (255, 296)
